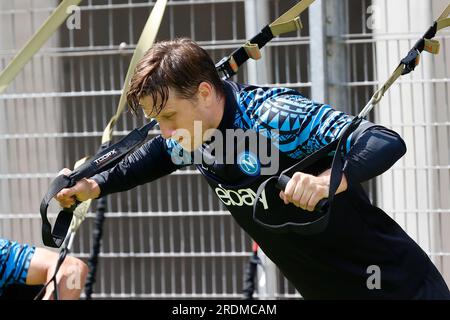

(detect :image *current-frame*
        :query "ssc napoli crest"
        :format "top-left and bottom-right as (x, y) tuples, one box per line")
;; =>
(238, 151), (261, 176)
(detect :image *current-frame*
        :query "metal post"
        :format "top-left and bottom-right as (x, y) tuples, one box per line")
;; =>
(309, 0), (327, 103)
(244, 0), (277, 299)
(373, 0), (450, 283)
(325, 0), (350, 113)
(244, 0), (271, 85)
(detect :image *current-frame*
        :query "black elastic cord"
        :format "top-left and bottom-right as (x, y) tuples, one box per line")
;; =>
(84, 196), (107, 300)
(242, 251), (261, 300)
(401, 22), (439, 75)
(232, 26), (274, 66)
(34, 247), (69, 300)
(242, 243), (262, 300)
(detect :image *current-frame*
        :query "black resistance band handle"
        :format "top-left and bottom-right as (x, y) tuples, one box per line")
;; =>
(275, 174), (329, 214)
(40, 120), (158, 248)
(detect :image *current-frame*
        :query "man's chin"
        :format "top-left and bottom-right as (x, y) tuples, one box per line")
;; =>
(183, 142), (204, 153)
(176, 136), (204, 152)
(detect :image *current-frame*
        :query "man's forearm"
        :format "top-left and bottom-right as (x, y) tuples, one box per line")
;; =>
(280, 125), (403, 210)
(92, 135), (182, 198)
(343, 125), (407, 186)
(318, 169), (348, 195)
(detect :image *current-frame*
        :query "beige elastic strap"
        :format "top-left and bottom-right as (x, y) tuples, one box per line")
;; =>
(423, 39), (440, 55)
(436, 18), (450, 32)
(435, 4), (449, 35)
(270, 17), (303, 36)
(370, 3), (450, 108)
(0, 0), (83, 94)
(69, 157), (92, 233)
(102, 0), (168, 144)
(269, 0), (315, 36)
(73, 0), (167, 229)
(244, 42), (262, 60)
(371, 65), (404, 105)
(420, 5), (450, 55)
(226, 55), (239, 74)
(437, 4), (450, 21)
(421, 5), (450, 56)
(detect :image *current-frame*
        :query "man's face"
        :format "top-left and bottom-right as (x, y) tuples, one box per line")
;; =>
(140, 89), (210, 152)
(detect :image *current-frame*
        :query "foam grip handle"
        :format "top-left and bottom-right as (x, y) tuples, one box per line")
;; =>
(275, 174), (290, 190)
(314, 198), (329, 214)
(275, 174), (329, 213)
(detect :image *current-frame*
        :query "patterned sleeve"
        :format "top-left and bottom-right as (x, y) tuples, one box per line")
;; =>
(236, 86), (406, 184)
(0, 238), (35, 293)
(238, 87), (364, 160)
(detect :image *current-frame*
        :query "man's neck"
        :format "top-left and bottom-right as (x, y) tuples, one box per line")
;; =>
(211, 94), (226, 130)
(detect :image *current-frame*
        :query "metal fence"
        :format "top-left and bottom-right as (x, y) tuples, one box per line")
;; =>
(345, 0), (450, 281)
(0, 0), (448, 299)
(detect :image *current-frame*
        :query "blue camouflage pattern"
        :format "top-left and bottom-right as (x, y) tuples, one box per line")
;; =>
(0, 238), (35, 295)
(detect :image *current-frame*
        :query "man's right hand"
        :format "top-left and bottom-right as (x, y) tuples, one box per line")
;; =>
(54, 168), (101, 208)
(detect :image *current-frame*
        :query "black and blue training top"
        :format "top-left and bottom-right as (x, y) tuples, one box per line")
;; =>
(93, 80), (434, 299)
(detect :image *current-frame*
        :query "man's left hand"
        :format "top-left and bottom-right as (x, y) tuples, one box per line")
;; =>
(279, 169), (348, 212)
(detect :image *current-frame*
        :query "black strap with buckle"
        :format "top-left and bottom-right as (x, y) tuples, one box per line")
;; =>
(40, 120), (157, 248)
(216, 26), (274, 79)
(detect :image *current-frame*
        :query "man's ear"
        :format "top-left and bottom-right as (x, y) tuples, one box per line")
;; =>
(198, 82), (213, 100)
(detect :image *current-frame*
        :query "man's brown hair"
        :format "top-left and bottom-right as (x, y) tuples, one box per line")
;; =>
(127, 38), (225, 116)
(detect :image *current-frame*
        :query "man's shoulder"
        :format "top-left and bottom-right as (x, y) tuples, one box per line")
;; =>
(237, 84), (306, 107)
(0, 239), (36, 290)
(233, 83), (323, 131)
(0, 238), (9, 249)
(0, 239), (35, 260)
(0, 238), (13, 257)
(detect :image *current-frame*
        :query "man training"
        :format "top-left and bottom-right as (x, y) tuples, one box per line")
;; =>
(55, 38), (450, 300)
